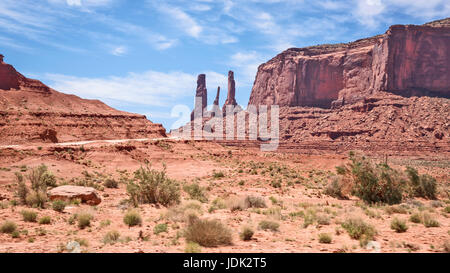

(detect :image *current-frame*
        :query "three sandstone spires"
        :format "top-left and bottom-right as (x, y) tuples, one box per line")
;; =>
(190, 70), (240, 121)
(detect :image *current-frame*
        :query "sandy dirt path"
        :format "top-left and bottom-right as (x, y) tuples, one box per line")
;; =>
(0, 136), (181, 149)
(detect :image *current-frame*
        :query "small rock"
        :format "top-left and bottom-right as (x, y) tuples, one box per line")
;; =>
(366, 241), (381, 253)
(66, 241), (81, 253)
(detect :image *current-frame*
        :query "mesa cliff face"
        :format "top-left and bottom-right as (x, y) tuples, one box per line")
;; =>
(248, 18), (450, 108)
(0, 56), (166, 144)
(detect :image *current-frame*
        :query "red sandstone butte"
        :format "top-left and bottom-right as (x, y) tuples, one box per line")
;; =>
(248, 18), (450, 109)
(0, 55), (166, 144)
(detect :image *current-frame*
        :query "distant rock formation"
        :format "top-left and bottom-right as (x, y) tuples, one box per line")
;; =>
(211, 86), (221, 116)
(0, 54), (50, 93)
(191, 74), (208, 121)
(223, 71), (240, 115)
(0, 54), (166, 144)
(248, 18), (450, 109)
(213, 86), (220, 106)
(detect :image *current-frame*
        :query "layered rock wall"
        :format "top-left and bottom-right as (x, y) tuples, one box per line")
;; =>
(249, 19), (450, 108)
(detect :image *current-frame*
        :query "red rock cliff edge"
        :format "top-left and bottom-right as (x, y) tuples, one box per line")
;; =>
(0, 56), (166, 144)
(248, 18), (450, 108)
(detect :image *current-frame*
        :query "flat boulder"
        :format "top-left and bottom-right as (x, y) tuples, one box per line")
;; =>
(48, 185), (101, 205)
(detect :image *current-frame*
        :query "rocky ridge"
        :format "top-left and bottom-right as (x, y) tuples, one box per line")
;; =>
(0, 55), (166, 144)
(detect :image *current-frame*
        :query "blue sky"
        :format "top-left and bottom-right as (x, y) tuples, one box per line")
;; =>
(0, 0), (448, 130)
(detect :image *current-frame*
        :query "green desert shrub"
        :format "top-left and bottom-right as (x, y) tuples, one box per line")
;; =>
(11, 230), (20, 238)
(444, 206), (450, 214)
(123, 210), (142, 227)
(185, 242), (202, 253)
(184, 218), (232, 247)
(15, 165), (56, 207)
(390, 218), (408, 233)
(212, 170), (224, 179)
(153, 223), (168, 235)
(405, 167), (437, 199)
(334, 153), (438, 205)
(21, 210), (38, 222)
(52, 200), (66, 212)
(183, 182), (208, 203)
(28, 164), (57, 191)
(127, 165), (180, 207)
(337, 154), (405, 205)
(409, 213), (422, 223)
(341, 217), (377, 242)
(240, 226), (254, 241)
(77, 213), (93, 229)
(0, 221), (17, 234)
(38, 216), (51, 225)
(258, 220), (279, 232)
(208, 198), (227, 213)
(318, 233), (332, 244)
(15, 172), (28, 204)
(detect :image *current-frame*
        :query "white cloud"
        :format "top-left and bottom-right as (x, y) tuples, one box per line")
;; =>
(353, 0), (385, 28)
(158, 5), (203, 38)
(110, 46), (127, 56)
(229, 51), (268, 85)
(66, 0), (81, 6)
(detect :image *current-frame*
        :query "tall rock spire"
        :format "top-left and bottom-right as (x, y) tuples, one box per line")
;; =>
(222, 71), (238, 114)
(213, 86), (220, 106)
(191, 74), (208, 121)
(210, 86), (221, 117)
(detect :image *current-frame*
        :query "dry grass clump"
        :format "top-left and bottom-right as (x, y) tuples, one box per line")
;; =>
(164, 200), (203, 222)
(103, 231), (121, 244)
(227, 195), (266, 211)
(240, 226), (254, 241)
(0, 221), (17, 234)
(38, 216), (51, 225)
(390, 218), (408, 233)
(21, 210), (37, 222)
(258, 220), (279, 232)
(208, 198), (227, 213)
(123, 210), (142, 227)
(422, 213), (440, 228)
(409, 212), (422, 223)
(318, 233), (332, 244)
(77, 213), (93, 229)
(104, 178), (119, 189)
(184, 217), (232, 247)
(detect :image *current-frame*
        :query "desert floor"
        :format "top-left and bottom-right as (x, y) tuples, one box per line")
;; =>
(0, 139), (449, 253)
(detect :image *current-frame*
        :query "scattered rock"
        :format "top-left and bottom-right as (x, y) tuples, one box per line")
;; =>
(48, 185), (101, 205)
(66, 241), (81, 253)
